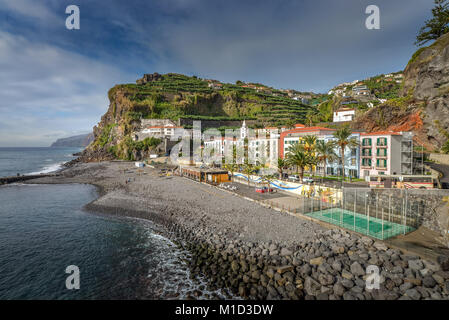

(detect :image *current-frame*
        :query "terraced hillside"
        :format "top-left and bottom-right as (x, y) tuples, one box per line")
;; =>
(109, 73), (314, 125)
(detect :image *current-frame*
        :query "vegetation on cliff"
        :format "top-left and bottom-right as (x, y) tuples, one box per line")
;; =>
(415, 0), (449, 47)
(84, 73), (318, 161)
(107, 73), (314, 125)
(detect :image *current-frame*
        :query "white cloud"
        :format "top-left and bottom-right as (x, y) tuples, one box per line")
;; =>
(0, 31), (131, 147)
(0, 0), (60, 23)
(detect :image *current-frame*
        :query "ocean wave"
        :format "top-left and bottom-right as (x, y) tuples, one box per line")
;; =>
(27, 162), (65, 175)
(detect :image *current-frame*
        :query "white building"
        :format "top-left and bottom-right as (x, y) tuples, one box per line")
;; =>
(333, 108), (356, 122)
(134, 124), (183, 141)
(360, 131), (414, 179)
(352, 85), (370, 96)
(239, 121), (279, 166)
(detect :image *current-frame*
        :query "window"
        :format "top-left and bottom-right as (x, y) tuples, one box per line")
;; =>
(362, 158), (372, 166)
(362, 148), (372, 156)
(362, 138), (372, 146)
(377, 148), (387, 156)
(351, 158), (356, 166)
(376, 159), (387, 168)
(377, 138), (387, 146)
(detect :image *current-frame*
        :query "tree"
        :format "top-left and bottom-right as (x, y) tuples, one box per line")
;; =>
(285, 119), (296, 129)
(242, 163), (256, 186)
(416, 0), (449, 47)
(260, 174), (276, 190)
(302, 135), (317, 153)
(442, 139), (449, 154)
(302, 135), (317, 176)
(277, 158), (288, 179)
(286, 143), (311, 182)
(315, 140), (338, 178)
(224, 163), (238, 181)
(305, 110), (317, 127)
(332, 126), (359, 183)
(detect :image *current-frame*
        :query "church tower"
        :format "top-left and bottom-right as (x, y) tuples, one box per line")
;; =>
(240, 120), (248, 139)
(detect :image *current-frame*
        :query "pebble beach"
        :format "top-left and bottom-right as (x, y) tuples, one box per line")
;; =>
(28, 161), (449, 300)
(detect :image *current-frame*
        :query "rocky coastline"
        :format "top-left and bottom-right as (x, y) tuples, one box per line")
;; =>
(27, 161), (449, 300)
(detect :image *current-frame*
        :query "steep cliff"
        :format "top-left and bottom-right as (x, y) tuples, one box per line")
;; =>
(50, 133), (94, 148)
(353, 33), (449, 151)
(79, 73), (313, 162)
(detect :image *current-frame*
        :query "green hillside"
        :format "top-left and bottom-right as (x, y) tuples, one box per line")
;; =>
(108, 73), (314, 126)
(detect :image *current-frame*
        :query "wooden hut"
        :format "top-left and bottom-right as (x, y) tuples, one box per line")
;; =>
(180, 167), (230, 184)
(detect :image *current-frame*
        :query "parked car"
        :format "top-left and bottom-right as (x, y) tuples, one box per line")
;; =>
(255, 186), (275, 193)
(289, 175), (300, 182)
(303, 177), (314, 183)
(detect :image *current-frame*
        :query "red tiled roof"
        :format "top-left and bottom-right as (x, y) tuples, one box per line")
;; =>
(282, 126), (336, 134)
(278, 126), (337, 158)
(361, 131), (402, 136)
(146, 125), (182, 129)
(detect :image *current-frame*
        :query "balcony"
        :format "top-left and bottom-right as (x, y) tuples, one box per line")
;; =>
(376, 166), (388, 171)
(361, 161), (372, 168)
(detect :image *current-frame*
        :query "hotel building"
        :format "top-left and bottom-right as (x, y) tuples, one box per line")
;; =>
(359, 131), (413, 179)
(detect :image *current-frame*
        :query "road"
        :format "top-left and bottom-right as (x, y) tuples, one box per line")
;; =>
(427, 162), (449, 188)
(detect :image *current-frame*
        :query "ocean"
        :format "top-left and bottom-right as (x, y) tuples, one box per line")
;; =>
(0, 147), (82, 177)
(0, 148), (215, 299)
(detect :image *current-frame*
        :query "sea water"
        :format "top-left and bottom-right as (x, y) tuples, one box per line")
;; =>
(0, 149), (220, 299)
(0, 147), (82, 177)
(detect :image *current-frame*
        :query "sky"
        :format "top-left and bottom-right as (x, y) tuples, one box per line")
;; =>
(0, 0), (437, 146)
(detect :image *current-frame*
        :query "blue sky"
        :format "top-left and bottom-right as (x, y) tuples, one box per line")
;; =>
(0, 0), (436, 146)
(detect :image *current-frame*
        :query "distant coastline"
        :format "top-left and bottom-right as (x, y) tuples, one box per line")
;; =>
(50, 133), (94, 148)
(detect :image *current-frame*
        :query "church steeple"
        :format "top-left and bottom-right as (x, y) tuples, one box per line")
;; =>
(240, 120), (247, 139)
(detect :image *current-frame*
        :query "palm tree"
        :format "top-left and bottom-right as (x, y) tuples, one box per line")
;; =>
(305, 110), (316, 127)
(285, 119), (296, 130)
(302, 135), (317, 153)
(242, 163), (256, 186)
(224, 163), (238, 181)
(302, 135), (317, 177)
(286, 143), (310, 182)
(332, 126), (359, 182)
(315, 140), (338, 179)
(261, 174), (276, 190)
(277, 158), (288, 179)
